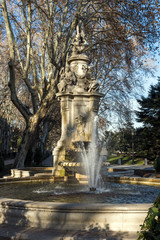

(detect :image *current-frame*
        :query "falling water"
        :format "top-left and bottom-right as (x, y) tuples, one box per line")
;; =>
(80, 116), (103, 190)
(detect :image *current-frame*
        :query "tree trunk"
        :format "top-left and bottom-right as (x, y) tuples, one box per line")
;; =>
(40, 121), (49, 157)
(13, 120), (38, 169)
(13, 89), (56, 168)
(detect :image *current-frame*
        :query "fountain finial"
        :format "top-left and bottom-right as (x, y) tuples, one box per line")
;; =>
(71, 20), (87, 55)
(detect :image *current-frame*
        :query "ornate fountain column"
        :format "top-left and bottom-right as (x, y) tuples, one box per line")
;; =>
(53, 21), (103, 176)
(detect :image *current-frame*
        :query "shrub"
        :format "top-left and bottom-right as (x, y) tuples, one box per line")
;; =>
(154, 156), (160, 173)
(138, 194), (160, 240)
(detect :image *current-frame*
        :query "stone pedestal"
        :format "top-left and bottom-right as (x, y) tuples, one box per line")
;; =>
(53, 92), (103, 170)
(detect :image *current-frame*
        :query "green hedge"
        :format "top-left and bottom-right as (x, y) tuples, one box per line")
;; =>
(138, 194), (160, 240)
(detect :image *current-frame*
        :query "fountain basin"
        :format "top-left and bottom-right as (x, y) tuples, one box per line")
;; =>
(0, 177), (159, 239)
(0, 198), (151, 237)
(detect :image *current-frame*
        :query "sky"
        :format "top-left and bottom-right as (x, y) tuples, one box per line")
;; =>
(107, 63), (160, 131)
(133, 57), (160, 128)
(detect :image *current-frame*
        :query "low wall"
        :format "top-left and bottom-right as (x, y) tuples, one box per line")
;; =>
(105, 176), (160, 186)
(0, 198), (151, 237)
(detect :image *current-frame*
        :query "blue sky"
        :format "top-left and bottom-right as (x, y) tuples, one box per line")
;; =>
(144, 73), (160, 93)
(133, 57), (160, 128)
(143, 57), (160, 94)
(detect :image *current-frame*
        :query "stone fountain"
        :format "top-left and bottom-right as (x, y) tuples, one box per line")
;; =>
(0, 21), (157, 240)
(53, 21), (104, 184)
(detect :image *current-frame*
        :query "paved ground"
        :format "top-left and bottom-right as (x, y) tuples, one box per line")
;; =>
(0, 224), (138, 240)
(108, 164), (154, 170)
(106, 164), (154, 177)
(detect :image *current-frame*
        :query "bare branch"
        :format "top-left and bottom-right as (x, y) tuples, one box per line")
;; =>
(1, 0), (14, 61)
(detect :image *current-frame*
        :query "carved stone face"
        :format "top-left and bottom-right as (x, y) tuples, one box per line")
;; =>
(70, 60), (88, 79)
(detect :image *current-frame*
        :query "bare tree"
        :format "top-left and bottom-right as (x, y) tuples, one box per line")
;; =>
(1, 0), (159, 168)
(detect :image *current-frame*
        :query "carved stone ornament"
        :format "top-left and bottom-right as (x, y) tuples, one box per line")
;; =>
(58, 65), (77, 93)
(57, 20), (100, 94)
(75, 114), (86, 136)
(71, 20), (87, 55)
(88, 79), (100, 92)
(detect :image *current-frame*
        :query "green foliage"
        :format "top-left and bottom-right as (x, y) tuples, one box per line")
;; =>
(137, 80), (160, 128)
(138, 194), (160, 240)
(107, 155), (121, 164)
(136, 79), (160, 161)
(135, 127), (157, 161)
(154, 156), (160, 173)
(17, 137), (22, 147)
(105, 122), (160, 162)
(105, 127), (134, 156)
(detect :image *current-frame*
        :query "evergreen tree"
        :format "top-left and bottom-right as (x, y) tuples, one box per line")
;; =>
(136, 78), (160, 160)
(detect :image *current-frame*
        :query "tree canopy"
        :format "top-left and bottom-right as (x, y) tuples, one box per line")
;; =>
(0, 0), (160, 167)
(137, 78), (160, 128)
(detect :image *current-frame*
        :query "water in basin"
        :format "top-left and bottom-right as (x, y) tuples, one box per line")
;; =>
(0, 181), (159, 203)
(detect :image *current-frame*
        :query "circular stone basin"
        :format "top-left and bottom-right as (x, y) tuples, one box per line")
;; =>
(0, 182), (159, 203)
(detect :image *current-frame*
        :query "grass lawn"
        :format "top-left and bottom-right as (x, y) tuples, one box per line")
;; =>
(107, 155), (145, 165)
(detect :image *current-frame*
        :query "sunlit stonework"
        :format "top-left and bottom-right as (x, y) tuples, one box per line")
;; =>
(53, 21), (103, 175)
